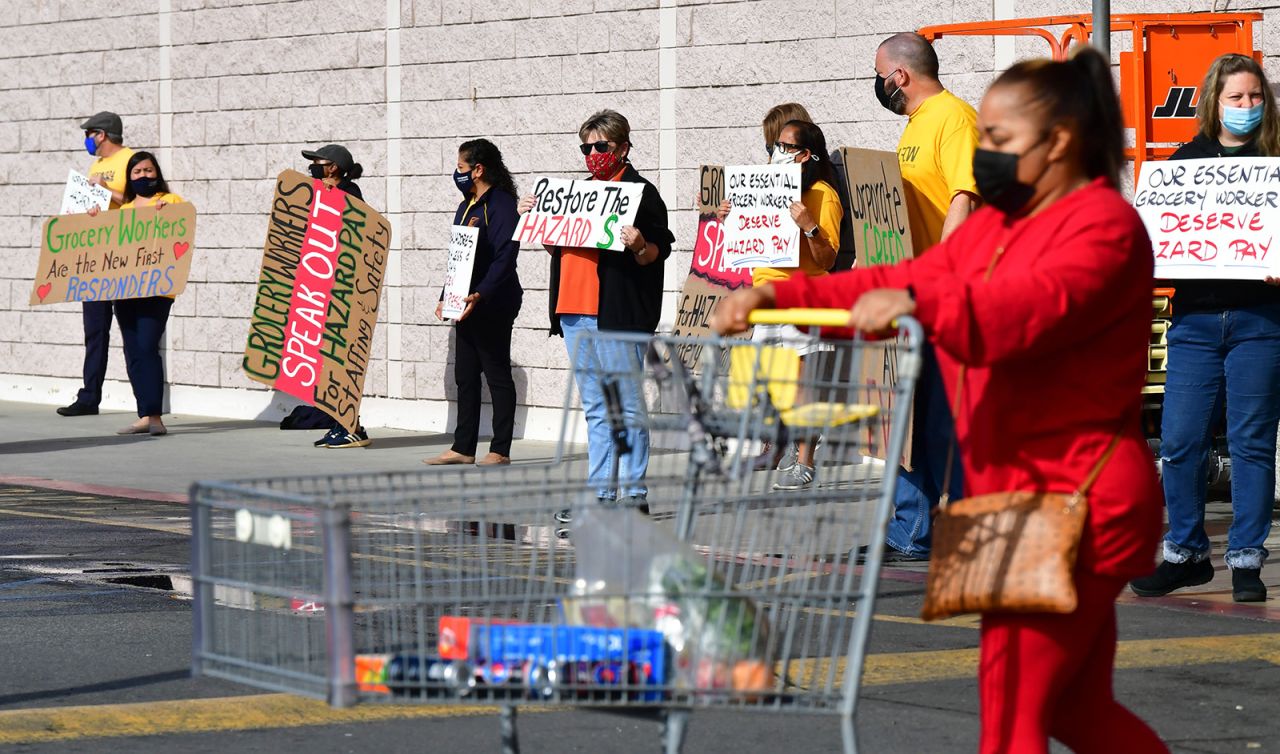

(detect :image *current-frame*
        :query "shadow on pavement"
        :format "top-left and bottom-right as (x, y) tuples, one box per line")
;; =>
(0, 422), (265, 455)
(0, 669), (192, 707)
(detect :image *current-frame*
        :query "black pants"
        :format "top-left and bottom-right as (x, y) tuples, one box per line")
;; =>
(115, 297), (173, 417)
(451, 308), (518, 457)
(76, 301), (114, 407)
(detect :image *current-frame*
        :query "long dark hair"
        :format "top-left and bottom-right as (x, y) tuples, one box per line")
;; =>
(458, 138), (517, 198)
(122, 151), (171, 203)
(783, 119), (837, 191)
(991, 46), (1124, 186)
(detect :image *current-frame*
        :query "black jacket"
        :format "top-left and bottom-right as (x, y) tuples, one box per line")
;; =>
(547, 163), (674, 336)
(451, 187), (523, 319)
(1166, 135), (1280, 312)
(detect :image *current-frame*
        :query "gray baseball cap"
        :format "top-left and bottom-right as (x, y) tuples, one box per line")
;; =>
(80, 111), (123, 139)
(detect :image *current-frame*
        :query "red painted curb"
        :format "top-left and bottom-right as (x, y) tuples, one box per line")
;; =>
(0, 475), (188, 505)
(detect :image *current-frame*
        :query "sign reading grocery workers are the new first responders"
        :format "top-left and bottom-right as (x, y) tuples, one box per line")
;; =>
(513, 177), (643, 252)
(31, 202), (197, 306)
(242, 170), (393, 432)
(1135, 156), (1280, 280)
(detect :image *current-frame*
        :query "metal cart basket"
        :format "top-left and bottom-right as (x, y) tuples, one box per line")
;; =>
(190, 312), (924, 754)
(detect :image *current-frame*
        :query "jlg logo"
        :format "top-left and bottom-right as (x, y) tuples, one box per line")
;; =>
(1153, 86), (1198, 118)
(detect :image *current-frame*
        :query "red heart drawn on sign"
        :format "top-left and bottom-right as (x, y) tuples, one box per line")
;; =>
(173, 242), (190, 260)
(36, 283), (52, 301)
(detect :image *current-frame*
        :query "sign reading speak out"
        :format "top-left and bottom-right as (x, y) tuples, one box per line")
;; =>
(442, 225), (479, 320)
(242, 170), (393, 432)
(840, 148), (914, 268)
(722, 163), (802, 269)
(1134, 157), (1280, 280)
(60, 170), (111, 215)
(513, 177), (643, 252)
(672, 165), (754, 370)
(30, 202), (197, 306)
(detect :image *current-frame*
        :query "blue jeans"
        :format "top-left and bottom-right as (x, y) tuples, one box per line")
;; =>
(1160, 304), (1280, 570)
(886, 344), (963, 557)
(560, 314), (650, 499)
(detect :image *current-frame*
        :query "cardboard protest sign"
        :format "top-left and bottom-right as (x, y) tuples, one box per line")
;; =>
(442, 225), (479, 320)
(672, 165), (754, 370)
(839, 148), (914, 268)
(513, 177), (643, 252)
(30, 202), (197, 306)
(722, 163), (802, 269)
(60, 170), (111, 215)
(1134, 157), (1280, 279)
(242, 170), (393, 432)
(837, 147), (915, 468)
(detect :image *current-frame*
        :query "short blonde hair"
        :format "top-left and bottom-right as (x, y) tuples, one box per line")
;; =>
(578, 109), (631, 145)
(762, 103), (812, 146)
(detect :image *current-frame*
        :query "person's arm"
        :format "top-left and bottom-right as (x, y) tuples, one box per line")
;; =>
(791, 188), (842, 271)
(473, 197), (521, 301)
(940, 191), (976, 240)
(629, 180), (674, 266)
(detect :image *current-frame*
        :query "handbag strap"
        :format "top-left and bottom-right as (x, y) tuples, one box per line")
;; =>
(936, 244), (1124, 508)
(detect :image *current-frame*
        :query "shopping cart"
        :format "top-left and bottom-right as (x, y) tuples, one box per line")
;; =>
(190, 311), (924, 754)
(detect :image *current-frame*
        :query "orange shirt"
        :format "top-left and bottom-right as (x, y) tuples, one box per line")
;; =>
(555, 165), (627, 317)
(557, 248), (601, 316)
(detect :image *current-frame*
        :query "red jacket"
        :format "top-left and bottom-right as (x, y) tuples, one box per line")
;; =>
(773, 179), (1163, 577)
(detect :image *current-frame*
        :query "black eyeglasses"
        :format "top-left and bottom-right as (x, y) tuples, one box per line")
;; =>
(579, 140), (615, 156)
(773, 141), (804, 154)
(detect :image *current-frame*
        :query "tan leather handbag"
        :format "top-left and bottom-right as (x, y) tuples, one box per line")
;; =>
(919, 436), (1120, 621)
(917, 241), (1122, 621)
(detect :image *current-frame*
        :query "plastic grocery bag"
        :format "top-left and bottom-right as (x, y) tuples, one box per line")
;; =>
(563, 504), (774, 693)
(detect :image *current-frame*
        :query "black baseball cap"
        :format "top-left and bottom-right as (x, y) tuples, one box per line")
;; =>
(301, 144), (354, 174)
(80, 111), (123, 139)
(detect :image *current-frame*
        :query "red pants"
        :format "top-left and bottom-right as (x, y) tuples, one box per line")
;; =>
(978, 572), (1168, 754)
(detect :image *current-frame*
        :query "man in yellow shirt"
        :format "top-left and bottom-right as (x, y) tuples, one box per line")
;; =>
(867, 33), (978, 561)
(58, 112), (135, 417)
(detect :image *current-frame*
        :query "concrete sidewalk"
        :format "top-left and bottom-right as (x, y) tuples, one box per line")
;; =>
(0, 400), (567, 498)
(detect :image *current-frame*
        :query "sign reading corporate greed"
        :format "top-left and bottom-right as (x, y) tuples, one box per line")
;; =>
(31, 202), (197, 305)
(513, 177), (643, 252)
(243, 170), (393, 432)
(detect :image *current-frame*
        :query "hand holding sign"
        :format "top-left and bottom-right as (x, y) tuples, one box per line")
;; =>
(512, 177), (643, 252)
(442, 225), (479, 320)
(1135, 157), (1280, 280)
(722, 164), (802, 269)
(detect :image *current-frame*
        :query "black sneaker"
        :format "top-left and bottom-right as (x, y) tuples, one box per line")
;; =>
(855, 545), (928, 564)
(57, 402), (98, 416)
(323, 426), (371, 449)
(553, 509), (573, 525)
(622, 495), (650, 516)
(314, 426), (344, 448)
(1232, 568), (1267, 603)
(1129, 558), (1214, 597)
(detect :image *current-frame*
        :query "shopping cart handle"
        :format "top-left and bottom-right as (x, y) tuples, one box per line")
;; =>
(748, 308), (852, 328)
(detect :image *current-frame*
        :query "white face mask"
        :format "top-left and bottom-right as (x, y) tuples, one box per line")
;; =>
(769, 148), (797, 165)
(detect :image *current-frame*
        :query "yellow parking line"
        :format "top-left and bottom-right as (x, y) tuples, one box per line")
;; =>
(2, 633), (1277, 745)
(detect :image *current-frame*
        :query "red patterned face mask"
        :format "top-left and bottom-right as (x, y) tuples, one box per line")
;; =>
(585, 150), (623, 180)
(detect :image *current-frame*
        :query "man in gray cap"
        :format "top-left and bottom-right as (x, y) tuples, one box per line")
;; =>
(58, 112), (135, 417)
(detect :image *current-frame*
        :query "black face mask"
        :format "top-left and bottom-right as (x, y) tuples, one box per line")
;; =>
(875, 71), (907, 115)
(972, 140), (1050, 216)
(308, 164), (327, 180)
(130, 177), (160, 198)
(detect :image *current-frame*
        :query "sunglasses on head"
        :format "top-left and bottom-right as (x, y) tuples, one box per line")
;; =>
(579, 140), (616, 156)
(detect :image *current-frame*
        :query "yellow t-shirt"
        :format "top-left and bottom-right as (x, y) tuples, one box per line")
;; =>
(87, 146), (135, 209)
(897, 90), (978, 254)
(752, 179), (844, 286)
(120, 192), (184, 209)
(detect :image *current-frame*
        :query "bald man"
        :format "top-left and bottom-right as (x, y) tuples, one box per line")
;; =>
(868, 32), (979, 561)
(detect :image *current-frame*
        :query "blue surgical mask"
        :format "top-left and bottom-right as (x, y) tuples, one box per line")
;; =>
(1222, 103), (1264, 137)
(84, 135), (98, 156)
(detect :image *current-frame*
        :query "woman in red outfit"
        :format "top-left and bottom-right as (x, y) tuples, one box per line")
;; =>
(713, 47), (1166, 754)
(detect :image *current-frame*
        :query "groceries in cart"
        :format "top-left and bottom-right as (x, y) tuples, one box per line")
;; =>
(563, 504), (775, 695)
(356, 622), (667, 701)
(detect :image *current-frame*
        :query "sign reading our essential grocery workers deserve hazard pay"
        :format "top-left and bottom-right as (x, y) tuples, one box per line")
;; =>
(242, 170), (393, 432)
(1134, 157), (1280, 280)
(513, 177), (642, 252)
(722, 163), (802, 269)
